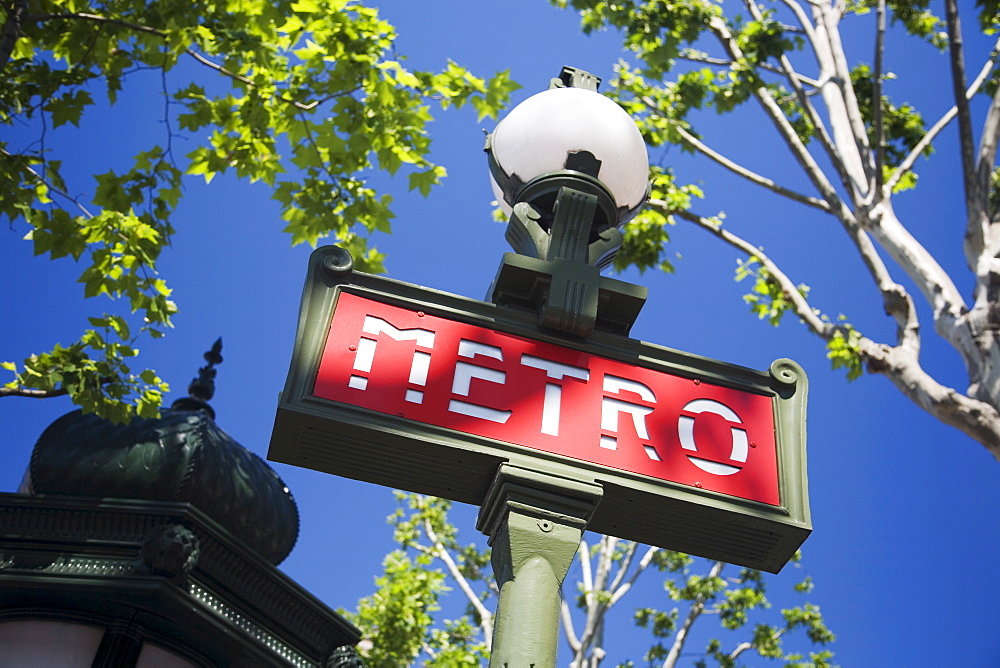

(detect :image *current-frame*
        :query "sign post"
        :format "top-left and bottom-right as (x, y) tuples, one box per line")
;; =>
(268, 245), (810, 664)
(268, 246), (811, 663)
(478, 464), (602, 666)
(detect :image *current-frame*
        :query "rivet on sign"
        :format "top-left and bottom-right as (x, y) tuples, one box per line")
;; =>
(750, 441), (757, 448)
(693, 379), (701, 385)
(695, 482), (703, 488)
(417, 311), (425, 317)
(349, 345), (357, 351)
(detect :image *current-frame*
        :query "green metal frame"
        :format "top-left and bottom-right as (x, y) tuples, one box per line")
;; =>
(268, 247), (811, 573)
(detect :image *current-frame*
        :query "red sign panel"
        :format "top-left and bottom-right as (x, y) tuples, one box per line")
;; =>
(314, 293), (780, 505)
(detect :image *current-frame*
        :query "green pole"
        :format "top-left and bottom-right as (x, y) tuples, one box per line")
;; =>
(477, 464), (603, 667)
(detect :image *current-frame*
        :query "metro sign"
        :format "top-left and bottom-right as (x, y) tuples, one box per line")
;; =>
(269, 247), (811, 573)
(315, 293), (779, 505)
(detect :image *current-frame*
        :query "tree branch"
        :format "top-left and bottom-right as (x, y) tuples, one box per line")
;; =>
(742, 0), (859, 206)
(706, 15), (857, 232)
(574, 537), (613, 659)
(606, 540), (638, 594)
(671, 123), (830, 211)
(862, 336), (1000, 460)
(945, 0), (978, 202)
(730, 627), (787, 662)
(577, 537), (594, 593)
(886, 44), (998, 192)
(664, 198), (922, 367)
(779, 0), (814, 39)
(662, 204), (833, 338)
(677, 50), (821, 88)
(0, 386), (71, 399)
(23, 11), (358, 112)
(754, 15), (973, 368)
(0, 0), (28, 71)
(1, 373), (116, 399)
(663, 561), (724, 668)
(26, 11), (164, 34)
(975, 88), (1000, 203)
(808, 0), (877, 201)
(865, 201), (971, 361)
(421, 519), (494, 646)
(971, 85), (1000, 315)
(873, 0), (887, 194)
(659, 201), (999, 456)
(561, 597), (582, 654)
(609, 545), (659, 607)
(1, 147), (95, 218)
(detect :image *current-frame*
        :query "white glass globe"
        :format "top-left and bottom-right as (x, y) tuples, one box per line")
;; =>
(489, 86), (649, 224)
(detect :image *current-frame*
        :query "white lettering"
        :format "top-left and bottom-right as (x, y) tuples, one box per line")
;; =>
(601, 375), (657, 457)
(405, 351), (432, 403)
(520, 355), (589, 436)
(448, 340), (512, 423)
(601, 397), (653, 439)
(349, 337), (379, 390)
(677, 399), (747, 476)
(349, 316), (436, 401)
(362, 316), (436, 347)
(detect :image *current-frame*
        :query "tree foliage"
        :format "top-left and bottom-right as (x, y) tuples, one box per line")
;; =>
(0, 0), (516, 421)
(348, 494), (834, 667)
(548, 0), (1000, 461)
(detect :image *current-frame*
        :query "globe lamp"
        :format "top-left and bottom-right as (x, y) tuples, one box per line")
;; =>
(486, 67), (650, 337)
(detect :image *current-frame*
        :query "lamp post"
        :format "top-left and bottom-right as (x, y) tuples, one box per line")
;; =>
(478, 67), (650, 666)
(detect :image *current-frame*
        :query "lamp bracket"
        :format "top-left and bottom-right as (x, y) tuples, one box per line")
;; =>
(488, 252), (647, 338)
(490, 184), (646, 338)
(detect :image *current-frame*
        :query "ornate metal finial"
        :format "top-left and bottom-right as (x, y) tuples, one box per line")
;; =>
(188, 338), (223, 402)
(171, 338), (223, 417)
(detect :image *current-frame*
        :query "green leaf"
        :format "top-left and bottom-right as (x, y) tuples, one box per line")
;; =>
(408, 165), (447, 197)
(45, 89), (93, 128)
(827, 326), (864, 381)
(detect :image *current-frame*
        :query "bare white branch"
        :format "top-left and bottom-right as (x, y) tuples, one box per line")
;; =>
(873, 0), (887, 193)
(422, 519), (494, 645)
(607, 541), (638, 594)
(742, 0), (859, 202)
(672, 125), (831, 211)
(809, 0), (878, 201)
(676, 51), (821, 88)
(705, 15), (856, 231)
(889, 41), (999, 192)
(663, 561), (725, 668)
(561, 598), (582, 653)
(779, 0), (817, 43)
(610, 545), (660, 607)
(578, 537), (594, 593)
(661, 204), (833, 338)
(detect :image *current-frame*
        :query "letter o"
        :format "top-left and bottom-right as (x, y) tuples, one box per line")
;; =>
(677, 399), (748, 476)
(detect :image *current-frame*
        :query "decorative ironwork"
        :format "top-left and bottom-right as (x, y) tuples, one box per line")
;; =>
(139, 523), (200, 579)
(326, 645), (366, 667)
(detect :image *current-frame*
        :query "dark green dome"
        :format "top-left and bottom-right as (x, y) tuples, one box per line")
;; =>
(19, 340), (299, 564)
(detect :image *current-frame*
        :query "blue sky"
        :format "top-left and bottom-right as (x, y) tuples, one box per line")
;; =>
(3, 1), (999, 665)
